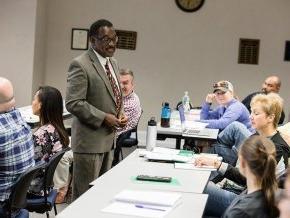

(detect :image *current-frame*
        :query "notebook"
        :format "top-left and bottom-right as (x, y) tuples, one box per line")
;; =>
(102, 190), (181, 218)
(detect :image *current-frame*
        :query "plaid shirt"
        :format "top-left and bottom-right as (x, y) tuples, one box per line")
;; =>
(0, 108), (35, 201)
(117, 92), (141, 136)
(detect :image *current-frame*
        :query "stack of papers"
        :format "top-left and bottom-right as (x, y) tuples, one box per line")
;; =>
(143, 147), (194, 163)
(102, 189), (181, 217)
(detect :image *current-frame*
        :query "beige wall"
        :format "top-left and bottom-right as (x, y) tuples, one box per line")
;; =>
(0, 0), (37, 106)
(43, 0), (290, 129)
(1, 0), (290, 129)
(32, 0), (47, 95)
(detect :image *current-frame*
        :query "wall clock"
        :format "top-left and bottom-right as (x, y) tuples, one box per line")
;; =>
(175, 0), (205, 12)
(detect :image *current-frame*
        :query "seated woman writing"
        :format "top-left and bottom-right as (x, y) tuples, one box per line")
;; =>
(197, 135), (279, 217)
(224, 135), (277, 217)
(29, 86), (69, 195)
(196, 93), (289, 217)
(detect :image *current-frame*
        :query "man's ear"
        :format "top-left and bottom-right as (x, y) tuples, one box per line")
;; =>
(90, 36), (95, 44)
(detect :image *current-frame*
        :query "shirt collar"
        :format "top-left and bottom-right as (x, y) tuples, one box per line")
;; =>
(92, 48), (109, 66)
(124, 91), (134, 99)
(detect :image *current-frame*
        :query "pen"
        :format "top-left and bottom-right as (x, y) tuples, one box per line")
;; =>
(135, 204), (166, 211)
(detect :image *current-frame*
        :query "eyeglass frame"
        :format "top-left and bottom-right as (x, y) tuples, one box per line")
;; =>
(92, 34), (118, 45)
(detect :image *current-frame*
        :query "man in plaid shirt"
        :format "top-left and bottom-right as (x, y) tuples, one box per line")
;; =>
(112, 69), (141, 166)
(0, 77), (35, 206)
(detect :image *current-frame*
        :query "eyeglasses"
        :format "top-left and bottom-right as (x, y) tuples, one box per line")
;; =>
(94, 35), (118, 45)
(213, 81), (229, 89)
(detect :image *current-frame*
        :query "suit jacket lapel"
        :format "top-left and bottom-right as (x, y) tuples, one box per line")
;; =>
(87, 48), (116, 105)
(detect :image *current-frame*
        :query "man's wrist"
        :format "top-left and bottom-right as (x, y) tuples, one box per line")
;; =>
(214, 159), (222, 169)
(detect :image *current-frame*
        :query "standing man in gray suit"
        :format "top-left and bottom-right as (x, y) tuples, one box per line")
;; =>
(66, 19), (127, 200)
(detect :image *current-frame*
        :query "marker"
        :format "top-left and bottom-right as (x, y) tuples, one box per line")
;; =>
(135, 204), (166, 211)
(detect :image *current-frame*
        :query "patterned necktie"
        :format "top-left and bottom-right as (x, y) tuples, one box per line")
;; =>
(104, 61), (122, 113)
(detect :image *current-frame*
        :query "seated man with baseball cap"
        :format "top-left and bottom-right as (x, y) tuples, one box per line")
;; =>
(199, 80), (252, 131)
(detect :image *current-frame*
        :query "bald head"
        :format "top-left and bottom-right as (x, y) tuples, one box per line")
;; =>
(261, 75), (281, 94)
(0, 77), (15, 112)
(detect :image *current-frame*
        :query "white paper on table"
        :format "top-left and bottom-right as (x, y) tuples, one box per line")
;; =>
(102, 201), (171, 218)
(184, 121), (208, 130)
(139, 150), (149, 157)
(169, 119), (182, 129)
(102, 190), (181, 218)
(174, 163), (217, 171)
(18, 106), (40, 123)
(145, 152), (192, 163)
(114, 190), (181, 207)
(152, 147), (180, 155)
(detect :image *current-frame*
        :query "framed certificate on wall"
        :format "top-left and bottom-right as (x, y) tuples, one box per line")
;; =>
(71, 28), (89, 50)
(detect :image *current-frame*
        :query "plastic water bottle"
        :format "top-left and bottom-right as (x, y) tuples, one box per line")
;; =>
(182, 91), (190, 113)
(146, 117), (157, 151)
(160, 102), (171, 128)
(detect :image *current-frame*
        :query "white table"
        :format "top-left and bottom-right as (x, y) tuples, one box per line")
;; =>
(90, 149), (211, 194)
(58, 149), (210, 218)
(157, 111), (219, 149)
(57, 185), (208, 218)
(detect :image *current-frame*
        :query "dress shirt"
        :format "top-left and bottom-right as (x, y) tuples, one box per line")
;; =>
(93, 49), (120, 90)
(0, 108), (35, 201)
(117, 92), (141, 136)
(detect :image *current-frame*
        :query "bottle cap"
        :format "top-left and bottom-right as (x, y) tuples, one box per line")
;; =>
(148, 117), (157, 126)
(163, 102), (169, 107)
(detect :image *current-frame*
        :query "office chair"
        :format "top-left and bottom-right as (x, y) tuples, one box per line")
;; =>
(119, 110), (143, 160)
(0, 162), (46, 218)
(26, 147), (70, 218)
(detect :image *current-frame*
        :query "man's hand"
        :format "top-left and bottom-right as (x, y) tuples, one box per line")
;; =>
(104, 113), (121, 128)
(119, 114), (128, 128)
(205, 93), (215, 104)
(194, 156), (221, 169)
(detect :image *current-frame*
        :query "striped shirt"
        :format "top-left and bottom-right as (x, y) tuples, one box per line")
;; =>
(0, 108), (35, 201)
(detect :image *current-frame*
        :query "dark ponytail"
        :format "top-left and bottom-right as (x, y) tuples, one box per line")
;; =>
(240, 135), (279, 217)
(261, 154), (278, 217)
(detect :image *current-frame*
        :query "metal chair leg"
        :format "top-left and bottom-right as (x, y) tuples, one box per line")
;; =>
(120, 148), (124, 160)
(54, 203), (58, 215)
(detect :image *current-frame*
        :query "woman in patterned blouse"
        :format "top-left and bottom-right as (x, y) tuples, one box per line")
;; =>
(29, 86), (69, 194)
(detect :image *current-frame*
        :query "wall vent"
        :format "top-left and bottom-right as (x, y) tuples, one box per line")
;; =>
(116, 30), (137, 50)
(238, 38), (260, 65)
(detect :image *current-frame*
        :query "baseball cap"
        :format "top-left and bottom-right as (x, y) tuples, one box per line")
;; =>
(213, 81), (234, 93)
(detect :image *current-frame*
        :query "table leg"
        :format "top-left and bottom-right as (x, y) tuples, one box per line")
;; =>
(176, 138), (181, 149)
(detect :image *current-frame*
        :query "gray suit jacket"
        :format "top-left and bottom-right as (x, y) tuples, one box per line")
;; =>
(66, 48), (122, 153)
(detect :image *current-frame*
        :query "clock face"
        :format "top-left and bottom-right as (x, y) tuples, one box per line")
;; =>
(175, 0), (205, 12)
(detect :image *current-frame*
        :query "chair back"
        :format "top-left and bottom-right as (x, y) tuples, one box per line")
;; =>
(9, 162), (46, 210)
(122, 109), (143, 147)
(44, 147), (70, 190)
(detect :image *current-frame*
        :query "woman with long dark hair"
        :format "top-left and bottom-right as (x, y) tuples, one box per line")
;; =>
(29, 86), (69, 194)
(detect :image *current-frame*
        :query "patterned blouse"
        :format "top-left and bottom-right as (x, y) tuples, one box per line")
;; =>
(33, 124), (63, 162)
(29, 124), (63, 194)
